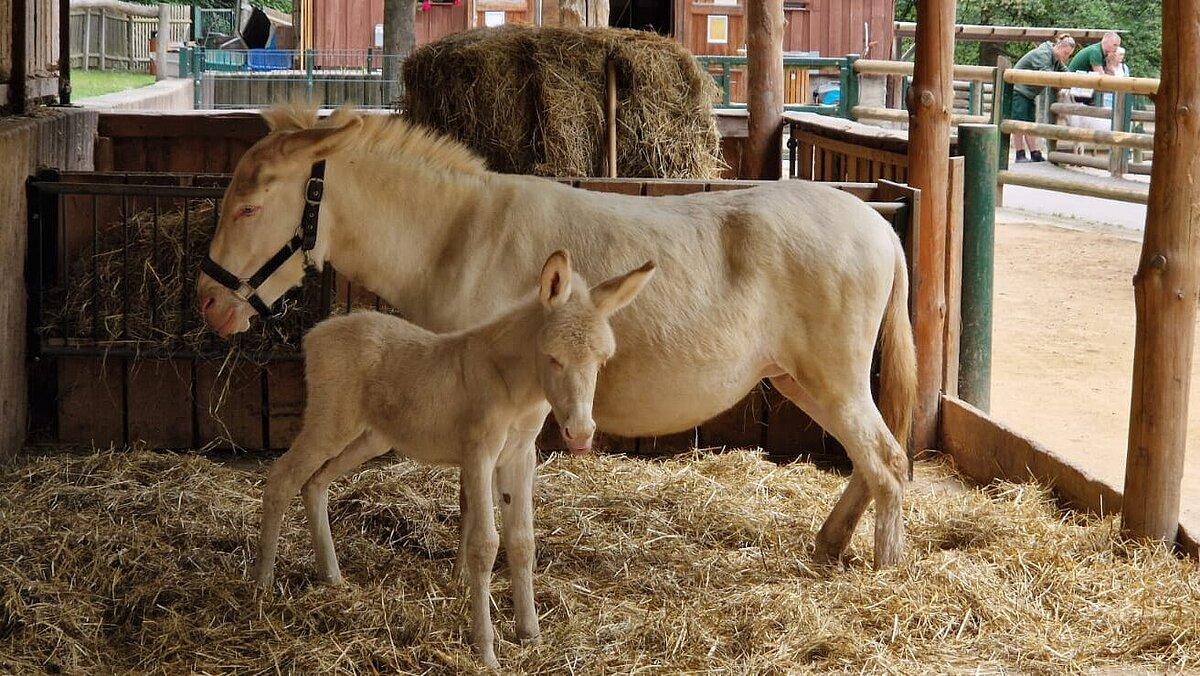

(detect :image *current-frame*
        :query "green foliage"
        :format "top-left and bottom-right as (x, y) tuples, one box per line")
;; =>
(894, 0), (1161, 77)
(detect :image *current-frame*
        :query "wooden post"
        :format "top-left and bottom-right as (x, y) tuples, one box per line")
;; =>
(156, 3), (170, 81)
(744, 0), (784, 180)
(906, 0), (956, 451)
(1122, 0), (1200, 545)
(99, 9), (107, 70)
(59, 0), (71, 103)
(82, 9), (92, 71)
(606, 59), (618, 178)
(958, 124), (998, 410)
(12, 0), (28, 110)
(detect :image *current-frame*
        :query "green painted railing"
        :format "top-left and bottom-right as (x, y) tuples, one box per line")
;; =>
(694, 54), (852, 115)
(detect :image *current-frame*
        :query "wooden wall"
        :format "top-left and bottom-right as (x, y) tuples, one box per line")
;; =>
(304, 0), (528, 54)
(685, 0), (893, 59)
(0, 108), (97, 459)
(4, 0), (61, 107)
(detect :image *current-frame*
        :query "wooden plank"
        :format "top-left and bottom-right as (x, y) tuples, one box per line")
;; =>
(576, 179), (643, 195)
(196, 361), (264, 450)
(126, 358), (193, 448)
(698, 388), (766, 450)
(943, 156), (964, 397)
(267, 361), (305, 450)
(643, 181), (708, 196)
(97, 111), (271, 140)
(58, 357), (124, 446)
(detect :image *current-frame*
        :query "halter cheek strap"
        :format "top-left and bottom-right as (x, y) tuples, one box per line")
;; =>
(201, 160), (326, 319)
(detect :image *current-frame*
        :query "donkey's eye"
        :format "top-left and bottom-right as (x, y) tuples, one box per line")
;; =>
(549, 357), (563, 370)
(239, 205), (260, 219)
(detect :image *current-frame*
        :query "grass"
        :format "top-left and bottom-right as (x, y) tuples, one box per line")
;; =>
(70, 70), (156, 100)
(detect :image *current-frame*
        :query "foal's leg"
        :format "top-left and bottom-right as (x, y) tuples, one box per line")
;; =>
(496, 435), (541, 644)
(300, 429), (391, 585)
(255, 423), (359, 589)
(461, 452), (502, 668)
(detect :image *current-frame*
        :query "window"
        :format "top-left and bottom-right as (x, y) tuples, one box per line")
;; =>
(484, 11), (506, 26)
(707, 15), (729, 44)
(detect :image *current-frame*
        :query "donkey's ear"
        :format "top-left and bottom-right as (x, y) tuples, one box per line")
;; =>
(592, 261), (655, 316)
(539, 250), (573, 309)
(280, 114), (363, 159)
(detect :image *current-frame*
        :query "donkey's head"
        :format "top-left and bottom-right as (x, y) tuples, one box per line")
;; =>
(197, 107), (362, 336)
(533, 250), (655, 453)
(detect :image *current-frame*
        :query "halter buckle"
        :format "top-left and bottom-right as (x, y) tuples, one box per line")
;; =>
(304, 176), (325, 205)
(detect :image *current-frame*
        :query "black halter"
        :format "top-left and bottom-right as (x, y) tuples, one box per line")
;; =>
(201, 161), (326, 318)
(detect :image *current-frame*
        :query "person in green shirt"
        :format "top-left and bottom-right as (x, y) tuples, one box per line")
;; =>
(1010, 35), (1076, 162)
(1068, 32), (1122, 105)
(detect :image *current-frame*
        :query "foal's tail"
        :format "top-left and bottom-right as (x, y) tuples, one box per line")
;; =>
(879, 236), (917, 449)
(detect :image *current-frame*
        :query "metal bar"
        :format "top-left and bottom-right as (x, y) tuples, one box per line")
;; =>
(842, 55), (860, 120)
(60, 0), (72, 103)
(28, 182), (228, 197)
(91, 195), (100, 340)
(181, 199), (190, 334)
(38, 343), (304, 361)
(957, 124), (998, 411)
(121, 194), (130, 338)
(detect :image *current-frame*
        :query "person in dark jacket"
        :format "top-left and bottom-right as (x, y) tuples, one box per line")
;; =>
(1011, 35), (1076, 162)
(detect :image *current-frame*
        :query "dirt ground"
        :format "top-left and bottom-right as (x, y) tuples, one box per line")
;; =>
(990, 214), (1200, 534)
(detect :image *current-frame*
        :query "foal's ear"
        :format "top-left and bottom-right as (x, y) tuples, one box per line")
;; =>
(280, 114), (363, 159)
(592, 261), (655, 316)
(539, 250), (573, 309)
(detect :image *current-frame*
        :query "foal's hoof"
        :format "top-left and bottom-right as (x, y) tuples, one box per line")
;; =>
(519, 633), (543, 647)
(811, 543), (843, 567)
(480, 653), (500, 669)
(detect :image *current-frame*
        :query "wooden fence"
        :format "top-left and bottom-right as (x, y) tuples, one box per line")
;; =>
(69, 1), (189, 71)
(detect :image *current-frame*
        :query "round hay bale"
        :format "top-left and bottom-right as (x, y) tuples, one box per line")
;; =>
(402, 25), (724, 179)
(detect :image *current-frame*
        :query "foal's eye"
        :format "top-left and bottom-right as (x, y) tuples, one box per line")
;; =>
(239, 205), (260, 219)
(549, 357), (563, 370)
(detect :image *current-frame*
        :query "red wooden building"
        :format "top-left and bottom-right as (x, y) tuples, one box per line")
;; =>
(294, 0), (893, 62)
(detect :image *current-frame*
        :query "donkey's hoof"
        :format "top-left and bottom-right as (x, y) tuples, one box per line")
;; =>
(519, 633), (542, 647)
(480, 652), (500, 669)
(811, 543), (843, 567)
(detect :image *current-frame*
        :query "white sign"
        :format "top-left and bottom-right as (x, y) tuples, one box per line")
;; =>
(374, 24), (383, 48)
(485, 11), (506, 27)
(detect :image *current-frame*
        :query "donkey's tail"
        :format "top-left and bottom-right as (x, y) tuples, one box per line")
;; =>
(880, 236), (918, 448)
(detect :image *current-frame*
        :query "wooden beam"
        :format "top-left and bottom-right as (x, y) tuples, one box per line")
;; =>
(1004, 68), (1159, 96)
(1122, 0), (1200, 544)
(997, 170), (1148, 204)
(906, 0), (956, 452)
(744, 0), (783, 180)
(1000, 119), (1154, 151)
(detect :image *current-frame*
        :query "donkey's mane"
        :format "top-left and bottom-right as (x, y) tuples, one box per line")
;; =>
(262, 103), (488, 176)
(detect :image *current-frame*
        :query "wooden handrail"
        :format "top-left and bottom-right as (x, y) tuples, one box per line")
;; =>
(70, 0), (160, 17)
(853, 105), (989, 125)
(854, 59), (994, 81)
(1003, 68), (1159, 95)
(1000, 119), (1154, 150)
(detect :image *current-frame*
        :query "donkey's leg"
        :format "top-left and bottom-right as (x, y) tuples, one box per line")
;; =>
(461, 453), (502, 668)
(496, 431), (541, 644)
(771, 373), (906, 567)
(770, 374), (870, 562)
(256, 423), (360, 589)
(301, 429), (391, 585)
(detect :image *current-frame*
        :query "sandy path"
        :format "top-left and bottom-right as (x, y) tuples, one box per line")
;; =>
(990, 217), (1200, 533)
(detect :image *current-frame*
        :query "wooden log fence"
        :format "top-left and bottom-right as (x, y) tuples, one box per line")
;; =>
(69, 0), (187, 76)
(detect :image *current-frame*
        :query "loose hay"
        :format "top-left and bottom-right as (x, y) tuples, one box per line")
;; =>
(2, 447), (1198, 673)
(403, 25), (724, 178)
(38, 201), (352, 358)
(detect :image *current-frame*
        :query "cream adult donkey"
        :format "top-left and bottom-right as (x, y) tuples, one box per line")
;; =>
(197, 105), (917, 569)
(257, 251), (654, 667)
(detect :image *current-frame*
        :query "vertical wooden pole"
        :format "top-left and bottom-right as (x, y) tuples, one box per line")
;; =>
(906, 0), (956, 451)
(1122, 0), (1199, 545)
(59, 0), (71, 103)
(745, 0), (784, 180)
(12, 0), (28, 111)
(156, 3), (170, 81)
(606, 59), (618, 178)
(958, 123), (998, 411)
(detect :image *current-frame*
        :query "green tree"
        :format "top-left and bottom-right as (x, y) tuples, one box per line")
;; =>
(895, 0), (1161, 77)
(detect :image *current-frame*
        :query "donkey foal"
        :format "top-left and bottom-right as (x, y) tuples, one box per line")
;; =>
(253, 251), (654, 667)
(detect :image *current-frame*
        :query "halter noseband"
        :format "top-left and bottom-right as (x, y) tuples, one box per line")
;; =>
(201, 161), (326, 318)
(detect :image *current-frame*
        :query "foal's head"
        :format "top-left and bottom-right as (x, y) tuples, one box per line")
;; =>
(533, 251), (655, 453)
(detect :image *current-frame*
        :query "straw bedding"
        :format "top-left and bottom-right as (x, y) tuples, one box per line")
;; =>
(403, 25), (724, 179)
(2, 447), (1198, 673)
